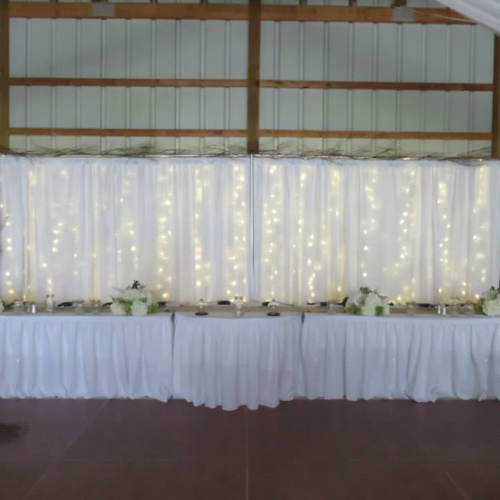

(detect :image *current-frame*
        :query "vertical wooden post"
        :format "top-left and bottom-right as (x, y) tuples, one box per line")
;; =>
(247, 0), (261, 154)
(0, 0), (9, 151)
(492, 36), (500, 158)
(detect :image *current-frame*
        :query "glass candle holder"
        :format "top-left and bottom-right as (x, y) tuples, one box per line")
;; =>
(45, 294), (55, 314)
(13, 298), (24, 314)
(74, 300), (85, 315)
(195, 298), (209, 316)
(405, 301), (417, 317)
(233, 295), (244, 318)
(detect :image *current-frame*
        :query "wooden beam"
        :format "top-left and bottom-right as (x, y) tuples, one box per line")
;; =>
(247, 0), (261, 154)
(9, 78), (492, 93)
(9, 78), (248, 88)
(492, 36), (500, 157)
(259, 130), (492, 141)
(0, 0), (9, 151)
(9, 128), (491, 141)
(8, 4), (472, 24)
(9, 128), (247, 138)
(261, 81), (492, 92)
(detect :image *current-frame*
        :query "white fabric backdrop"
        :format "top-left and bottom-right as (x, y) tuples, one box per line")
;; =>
(0, 157), (251, 303)
(1, 157), (500, 304)
(438, 0), (500, 35)
(254, 158), (500, 304)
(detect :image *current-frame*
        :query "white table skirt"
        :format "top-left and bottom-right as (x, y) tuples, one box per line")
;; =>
(302, 313), (500, 402)
(0, 313), (174, 401)
(173, 312), (304, 410)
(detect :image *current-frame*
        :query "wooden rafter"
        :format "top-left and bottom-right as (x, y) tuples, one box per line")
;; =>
(493, 36), (500, 157)
(0, 0), (8, 150)
(8, 4), (471, 24)
(247, 0), (261, 154)
(9, 78), (493, 93)
(9, 128), (491, 142)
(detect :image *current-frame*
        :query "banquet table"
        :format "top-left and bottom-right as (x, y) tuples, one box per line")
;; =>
(173, 311), (304, 410)
(0, 312), (174, 401)
(302, 313), (500, 402)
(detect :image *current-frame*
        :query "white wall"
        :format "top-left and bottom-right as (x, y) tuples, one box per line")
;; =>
(7, 0), (495, 155)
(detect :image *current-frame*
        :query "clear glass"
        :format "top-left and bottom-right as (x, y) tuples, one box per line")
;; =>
(89, 299), (102, 315)
(45, 294), (55, 314)
(196, 298), (208, 315)
(449, 298), (461, 317)
(233, 295), (244, 318)
(405, 301), (416, 317)
(13, 298), (24, 314)
(327, 302), (336, 315)
(463, 303), (475, 317)
(74, 300), (85, 315)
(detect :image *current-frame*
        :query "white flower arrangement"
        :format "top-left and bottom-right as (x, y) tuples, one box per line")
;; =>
(345, 287), (390, 317)
(110, 281), (158, 316)
(475, 287), (500, 317)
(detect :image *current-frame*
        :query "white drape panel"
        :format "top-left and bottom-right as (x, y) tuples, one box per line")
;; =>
(0, 313), (174, 401)
(438, 0), (500, 35)
(302, 313), (500, 402)
(173, 312), (304, 410)
(0, 157), (250, 303)
(1, 157), (500, 304)
(254, 158), (500, 304)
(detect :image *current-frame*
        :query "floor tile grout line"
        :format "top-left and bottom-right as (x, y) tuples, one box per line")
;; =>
(20, 400), (110, 500)
(405, 423), (471, 500)
(434, 460), (472, 500)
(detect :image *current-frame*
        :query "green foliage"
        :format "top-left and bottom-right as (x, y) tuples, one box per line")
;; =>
(375, 305), (385, 317)
(147, 303), (160, 314)
(345, 303), (362, 315)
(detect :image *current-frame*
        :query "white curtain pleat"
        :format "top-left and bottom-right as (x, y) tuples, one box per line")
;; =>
(0, 157), (251, 303)
(253, 158), (500, 304)
(438, 0), (500, 35)
(0, 156), (499, 305)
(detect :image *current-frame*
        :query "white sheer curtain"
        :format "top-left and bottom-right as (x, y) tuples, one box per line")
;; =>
(1, 156), (499, 305)
(254, 158), (500, 304)
(0, 157), (251, 303)
(438, 0), (500, 34)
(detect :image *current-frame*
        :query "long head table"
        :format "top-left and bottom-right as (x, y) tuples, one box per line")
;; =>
(0, 312), (174, 401)
(302, 313), (500, 402)
(1, 309), (500, 408)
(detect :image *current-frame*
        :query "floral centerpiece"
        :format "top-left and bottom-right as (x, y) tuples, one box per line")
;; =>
(345, 287), (390, 316)
(110, 280), (158, 316)
(475, 287), (500, 316)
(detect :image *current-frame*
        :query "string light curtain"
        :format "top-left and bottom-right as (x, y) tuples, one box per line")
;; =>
(253, 158), (500, 305)
(0, 157), (251, 303)
(0, 156), (499, 305)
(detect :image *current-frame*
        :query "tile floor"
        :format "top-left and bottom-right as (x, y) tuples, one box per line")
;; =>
(1, 399), (500, 499)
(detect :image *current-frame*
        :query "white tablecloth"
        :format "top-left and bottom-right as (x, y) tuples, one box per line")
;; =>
(173, 312), (304, 410)
(0, 313), (174, 401)
(302, 313), (500, 402)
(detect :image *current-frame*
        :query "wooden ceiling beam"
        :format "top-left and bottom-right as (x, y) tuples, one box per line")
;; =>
(9, 78), (493, 93)
(9, 128), (491, 141)
(8, 3), (472, 24)
(0, 0), (9, 151)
